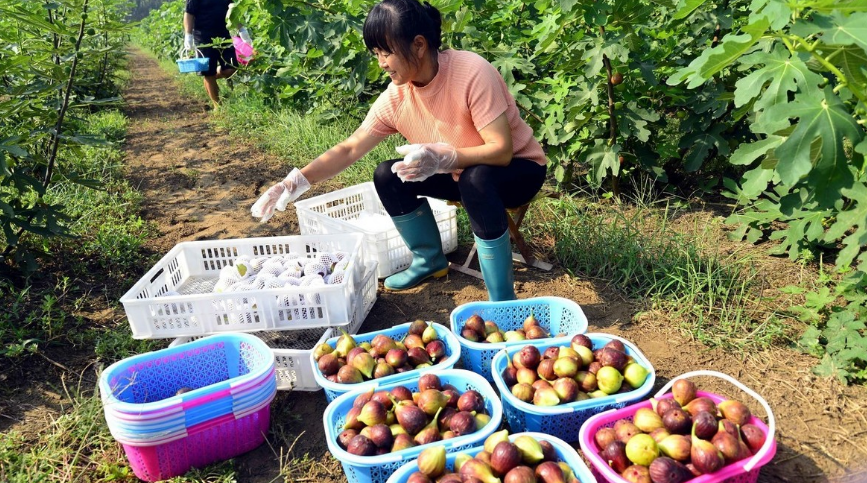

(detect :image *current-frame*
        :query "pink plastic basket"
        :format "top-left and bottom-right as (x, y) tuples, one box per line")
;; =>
(578, 370), (777, 483)
(122, 403), (271, 482)
(232, 37), (253, 65)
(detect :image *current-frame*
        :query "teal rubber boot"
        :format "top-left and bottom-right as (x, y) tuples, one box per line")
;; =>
(475, 231), (517, 301)
(384, 199), (449, 291)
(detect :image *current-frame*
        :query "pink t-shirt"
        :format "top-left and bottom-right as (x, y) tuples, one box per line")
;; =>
(360, 50), (547, 166)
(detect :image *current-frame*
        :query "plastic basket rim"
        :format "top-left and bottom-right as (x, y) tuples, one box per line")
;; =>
(322, 368), (503, 466)
(112, 395), (274, 448)
(490, 333), (657, 416)
(385, 431), (595, 483)
(310, 321), (461, 394)
(449, 296), (589, 351)
(99, 333), (275, 413)
(104, 366), (277, 421)
(119, 233), (365, 305)
(294, 182), (457, 238)
(579, 390), (777, 483)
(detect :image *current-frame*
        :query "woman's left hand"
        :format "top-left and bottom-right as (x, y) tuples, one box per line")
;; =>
(392, 143), (458, 182)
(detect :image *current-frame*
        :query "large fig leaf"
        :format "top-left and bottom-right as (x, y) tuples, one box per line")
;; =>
(734, 46), (824, 109)
(824, 182), (867, 271)
(815, 11), (867, 50)
(583, 139), (621, 187)
(756, 87), (863, 203)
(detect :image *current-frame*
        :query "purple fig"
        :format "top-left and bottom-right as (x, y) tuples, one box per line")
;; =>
(692, 411), (718, 440)
(575, 371), (597, 393)
(718, 399), (751, 426)
(514, 346), (541, 370)
(595, 427), (617, 450)
(490, 441), (521, 476)
(662, 408), (692, 435)
(718, 419), (738, 438)
(543, 346), (560, 360)
(536, 359), (557, 381)
(712, 430), (741, 463)
(337, 429), (358, 449)
(317, 353), (340, 376)
(343, 407), (364, 430)
(346, 434), (376, 456)
(539, 440), (557, 462)
(598, 348), (628, 371)
(418, 373), (442, 392)
(457, 390), (485, 413)
(386, 348), (408, 368)
(425, 340), (446, 361)
(406, 472), (432, 483)
(587, 361), (602, 374)
(654, 398), (681, 417)
(345, 346), (366, 367)
(437, 406), (457, 431)
(442, 388), (460, 407)
(358, 400), (387, 426)
(741, 424), (766, 453)
(337, 365), (363, 384)
(671, 379), (697, 406)
(394, 400), (428, 435)
(648, 456), (690, 483)
(601, 440), (629, 473)
(571, 334), (592, 350)
(407, 346), (431, 366)
(366, 424), (394, 449)
(462, 327), (483, 342)
(353, 387), (375, 409)
(409, 319), (428, 336)
(604, 339), (626, 352)
(534, 461), (565, 483)
(526, 326), (548, 340)
(391, 385), (413, 401)
(464, 315), (487, 337)
(504, 466), (537, 483)
(553, 377), (579, 403)
(691, 429), (725, 475)
(449, 411), (477, 436)
(614, 420), (641, 444)
(683, 397), (717, 418)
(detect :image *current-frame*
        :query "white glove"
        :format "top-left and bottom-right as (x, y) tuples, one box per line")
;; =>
(391, 143), (459, 182)
(183, 33), (196, 53)
(251, 168), (311, 223)
(238, 26), (253, 45)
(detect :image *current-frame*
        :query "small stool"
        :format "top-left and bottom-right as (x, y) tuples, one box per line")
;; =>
(447, 190), (559, 279)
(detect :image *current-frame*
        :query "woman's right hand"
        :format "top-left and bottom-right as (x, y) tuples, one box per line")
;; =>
(251, 168), (311, 223)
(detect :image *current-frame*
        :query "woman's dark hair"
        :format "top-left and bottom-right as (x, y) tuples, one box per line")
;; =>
(363, 0), (442, 64)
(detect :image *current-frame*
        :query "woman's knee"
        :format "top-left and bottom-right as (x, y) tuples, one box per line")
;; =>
(373, 159), (401, 189)
(457, 165), (495, 193)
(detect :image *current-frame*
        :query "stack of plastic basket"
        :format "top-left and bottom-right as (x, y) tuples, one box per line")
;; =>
(99, 333), (277, 482)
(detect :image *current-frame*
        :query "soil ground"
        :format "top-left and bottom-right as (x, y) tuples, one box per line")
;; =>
(3, 49), (867, 483)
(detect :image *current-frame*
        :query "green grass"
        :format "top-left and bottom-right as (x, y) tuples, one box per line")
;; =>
(528, 194), (788, 350)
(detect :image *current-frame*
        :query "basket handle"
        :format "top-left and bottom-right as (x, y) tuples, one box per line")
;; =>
(654, 370), (775, 472)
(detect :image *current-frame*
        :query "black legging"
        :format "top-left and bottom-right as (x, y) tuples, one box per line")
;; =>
(373, 158), (547, 240)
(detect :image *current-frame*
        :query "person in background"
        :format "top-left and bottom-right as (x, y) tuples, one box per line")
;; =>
(251, 0), (547, 302)
(183, 0), (252, 109)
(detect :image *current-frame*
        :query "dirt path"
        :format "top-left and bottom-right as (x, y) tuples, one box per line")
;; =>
(116, 50), (867, 482)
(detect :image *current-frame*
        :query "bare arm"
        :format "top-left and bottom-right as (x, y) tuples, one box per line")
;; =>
(299, 127), (384, 184)
(452, 113), (513, 168)
(183, 12), (194, 34)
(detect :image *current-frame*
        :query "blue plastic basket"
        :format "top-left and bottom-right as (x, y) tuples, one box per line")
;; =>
(386, 432), (596, 483)
(100, 333), (275, 431)
(490, 333), (655, 443)
(449, 297), (588, 382)
(323, 369), (503, 483)
(176, 53), (209, 73)
(312, 322), (461, 402)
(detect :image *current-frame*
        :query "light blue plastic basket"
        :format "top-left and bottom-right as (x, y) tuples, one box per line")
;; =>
(386, 432), (596, 483)
(490, 333), (655, 443)
(176, 51), (209, 73)
(322, 368), (502, 483)
(449, 296), (588, 382)
(312, 321), (461, 402)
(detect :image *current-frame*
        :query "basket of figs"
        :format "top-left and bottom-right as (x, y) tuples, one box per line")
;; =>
(312, 320), (461, 402)
(323, 368), (503, 483)
(490, 333), (655, 442)
(578, 370), (776, 483)
(386, 430), (595, 483)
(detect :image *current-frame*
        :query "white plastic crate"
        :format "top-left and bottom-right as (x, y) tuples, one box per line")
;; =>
(121, 234), (365, 339)
(294, 182), (458, 279)
(169, 262), (379, 391)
